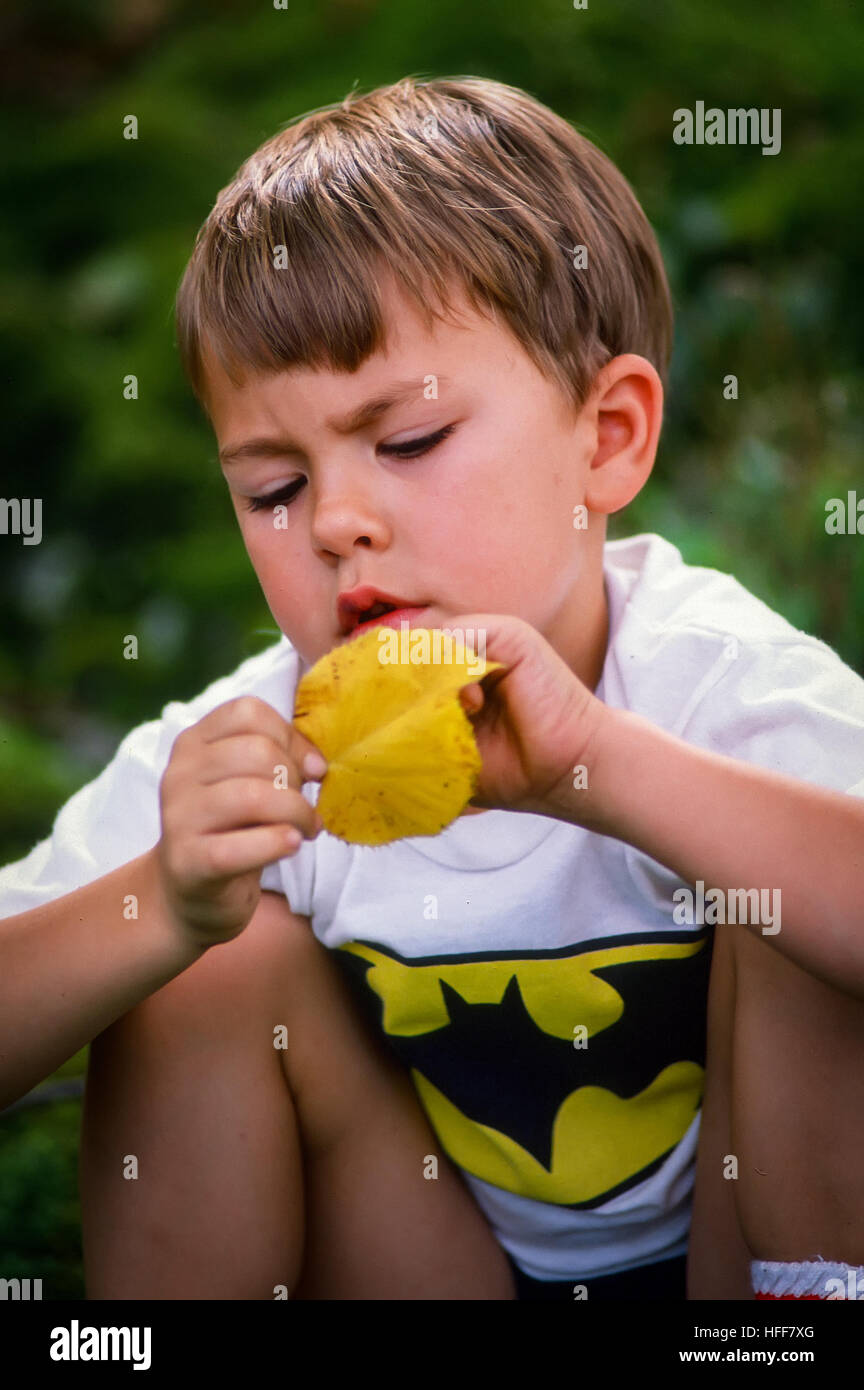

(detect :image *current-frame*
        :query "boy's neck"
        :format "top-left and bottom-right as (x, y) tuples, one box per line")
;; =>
(553, 562), (610, 695)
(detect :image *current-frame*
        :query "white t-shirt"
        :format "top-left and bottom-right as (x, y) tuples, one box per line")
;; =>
(3, 533), (864, 1282)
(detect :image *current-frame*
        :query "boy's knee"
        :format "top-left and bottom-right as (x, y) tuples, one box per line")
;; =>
(187, 893), (424, 1160)
(137, 889), (314, 1041)
(231, 887), (318, 980)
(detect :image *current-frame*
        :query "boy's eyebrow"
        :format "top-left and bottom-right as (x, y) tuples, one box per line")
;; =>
(219, 376), (450, 465)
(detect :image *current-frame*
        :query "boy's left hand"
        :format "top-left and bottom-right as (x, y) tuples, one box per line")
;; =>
(430, 612), (609, 820)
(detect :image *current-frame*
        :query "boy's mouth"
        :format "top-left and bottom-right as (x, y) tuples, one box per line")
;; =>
(348, 606), (429, 640)
(338, 586), (430, 639)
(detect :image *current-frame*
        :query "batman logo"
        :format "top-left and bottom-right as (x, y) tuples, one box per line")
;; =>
(333, 929), (712, 1207)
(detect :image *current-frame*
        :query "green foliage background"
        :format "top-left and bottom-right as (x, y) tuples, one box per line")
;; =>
(1, 0), (862, 1297)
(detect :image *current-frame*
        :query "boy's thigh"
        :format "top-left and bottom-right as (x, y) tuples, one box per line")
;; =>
(267, 894), (516, 1299)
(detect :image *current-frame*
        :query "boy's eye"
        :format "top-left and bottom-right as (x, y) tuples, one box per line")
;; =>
(378, 423), (455, 459)
(243, 478), (306, 513)
(243, 424), (455, 513)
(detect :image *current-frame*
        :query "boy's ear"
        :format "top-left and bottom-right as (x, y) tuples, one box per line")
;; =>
(581, 354), (663, 516)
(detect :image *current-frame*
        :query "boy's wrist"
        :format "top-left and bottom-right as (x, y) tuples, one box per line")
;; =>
(536, 702), (650, 837)
(486, 687), (681, 849)
(139, 847), (212, 967)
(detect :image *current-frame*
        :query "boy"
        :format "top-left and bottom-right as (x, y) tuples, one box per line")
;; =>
(2, 75), (864, 1301)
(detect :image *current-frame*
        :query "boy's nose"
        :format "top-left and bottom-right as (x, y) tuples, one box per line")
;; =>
(310, 491), (391, 555)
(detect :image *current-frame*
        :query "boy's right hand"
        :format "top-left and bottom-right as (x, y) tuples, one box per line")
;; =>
(155, 697), (327, 950)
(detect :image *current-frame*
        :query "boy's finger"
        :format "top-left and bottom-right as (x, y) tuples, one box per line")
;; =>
(459, 683), (484, 714)
(301, 749), (328, 780)
(192, 732), (325, 787)
(192, 698), (328, 780)
(187, 780), (322, 840)
(197, 695), (294, 751)
(196, 733), (299, 786)
(189, 823), (311, 883)
(286, 723), (328, 780)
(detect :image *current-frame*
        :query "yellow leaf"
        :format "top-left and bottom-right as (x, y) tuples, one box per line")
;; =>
(293, 627), (502, 845)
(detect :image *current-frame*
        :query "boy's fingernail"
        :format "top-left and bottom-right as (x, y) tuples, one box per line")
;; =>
(303, 751), (328, 780)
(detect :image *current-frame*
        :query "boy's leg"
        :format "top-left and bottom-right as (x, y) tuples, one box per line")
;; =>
(687, 926), (753, 1299)
(81, 889), (515, 1300)
(275, 898), (514, 1299)
(732, 922), (864, 1272)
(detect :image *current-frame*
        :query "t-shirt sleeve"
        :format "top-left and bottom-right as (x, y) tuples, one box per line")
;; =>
(679, 636), (864, 799)
(0, 639), (317, 921)
(0, 713), (166, 917)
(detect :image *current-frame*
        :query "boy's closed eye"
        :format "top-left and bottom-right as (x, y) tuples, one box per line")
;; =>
(242, 423), (457, 512)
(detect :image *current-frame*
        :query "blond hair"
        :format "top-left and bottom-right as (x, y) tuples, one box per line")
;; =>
(176, 75), (672, 414)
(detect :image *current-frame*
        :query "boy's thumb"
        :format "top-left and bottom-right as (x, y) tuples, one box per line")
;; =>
(301, 748), (329, 781)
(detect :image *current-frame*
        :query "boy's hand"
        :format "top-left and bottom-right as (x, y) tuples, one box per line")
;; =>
(156, 697), (327, 950)
(433, 612), (609, 821)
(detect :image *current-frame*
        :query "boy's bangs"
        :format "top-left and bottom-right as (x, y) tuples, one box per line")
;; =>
(184, 206), (466, 400)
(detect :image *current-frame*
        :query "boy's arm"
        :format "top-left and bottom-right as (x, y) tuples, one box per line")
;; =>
(0, 694), (324, 1111)
(544, 706), (864, 999)
(687, 926), (753, 1299)
(451, 611), (864, 998)
(0, 849), (206, 1111)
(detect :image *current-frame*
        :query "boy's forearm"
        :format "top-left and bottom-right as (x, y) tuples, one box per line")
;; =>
(0, 848), (207, 1110)
(546, 705), (864, 997)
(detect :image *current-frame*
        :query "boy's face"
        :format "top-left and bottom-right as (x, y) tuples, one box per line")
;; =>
(207, 274), (609, 684)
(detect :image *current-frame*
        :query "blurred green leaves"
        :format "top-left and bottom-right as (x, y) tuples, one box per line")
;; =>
(1, 0), (863, 1295)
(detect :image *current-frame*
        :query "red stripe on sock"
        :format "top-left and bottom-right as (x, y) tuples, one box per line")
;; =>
(754, 1292), (823, 1300)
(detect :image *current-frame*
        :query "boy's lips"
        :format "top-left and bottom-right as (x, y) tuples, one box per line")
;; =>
(346, 606), (430, 641)
(337, 584), (432, 636)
